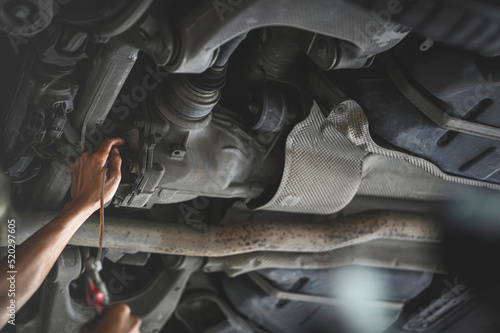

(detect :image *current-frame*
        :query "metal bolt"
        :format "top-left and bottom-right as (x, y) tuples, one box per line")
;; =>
(333, 104), (347, 114)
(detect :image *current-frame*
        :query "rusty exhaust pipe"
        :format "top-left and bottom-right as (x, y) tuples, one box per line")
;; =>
(8, 211), (440, 256)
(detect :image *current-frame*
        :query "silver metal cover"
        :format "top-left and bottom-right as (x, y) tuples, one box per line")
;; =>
(257, 101), (500, 214)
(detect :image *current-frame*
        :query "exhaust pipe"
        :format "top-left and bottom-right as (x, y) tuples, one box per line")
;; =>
(7, 211), (441, 257)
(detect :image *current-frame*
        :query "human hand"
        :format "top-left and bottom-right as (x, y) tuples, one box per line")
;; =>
(68, 137), (125, 213)
(81, 303), (141, 333)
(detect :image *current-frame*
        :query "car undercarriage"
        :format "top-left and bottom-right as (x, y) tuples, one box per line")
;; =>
(1, 0), (500, 332)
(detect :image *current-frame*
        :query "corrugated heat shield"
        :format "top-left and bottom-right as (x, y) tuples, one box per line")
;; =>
(256, 101), (500, 214)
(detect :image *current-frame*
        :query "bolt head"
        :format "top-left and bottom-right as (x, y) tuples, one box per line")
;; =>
(333, 104), (347, 114)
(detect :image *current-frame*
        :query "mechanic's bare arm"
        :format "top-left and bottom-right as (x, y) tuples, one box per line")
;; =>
(0, 138), (124, 329)
(80, 304), (142, 333)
